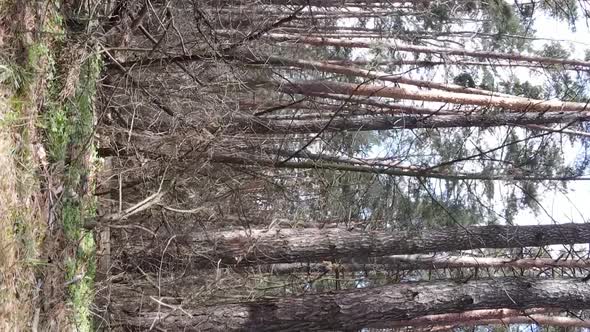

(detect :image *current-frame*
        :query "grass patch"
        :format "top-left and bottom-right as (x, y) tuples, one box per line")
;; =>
(0, 1), (101, 330)
(0, 41), (45, 332)
(44, 48), (102, 332)
(0, 90), (41, 332)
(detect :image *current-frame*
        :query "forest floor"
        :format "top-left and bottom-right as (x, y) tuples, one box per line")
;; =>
(0, 1), (100, 330)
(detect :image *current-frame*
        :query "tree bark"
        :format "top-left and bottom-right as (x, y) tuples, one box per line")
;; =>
(370, 254), (590, 270)
(210, 48), (523, 98)
(264, 33), (590, 69)
(225, 112), (590, 134)
(323, 59), (583, 70)
(441, 314), (590, 329)
(115, 277), (590, 331)
(211, 153), (590, 182)
(522, 124), (590, 138)
(124, 223), (590, 269)
(239, 96), (456, 116)
(275, 80), (590, 113)
(203, 0), (411, 7)
(265, 255), (590, 275)
(373, 308), (560, 329)
(238, 53), (525, 98)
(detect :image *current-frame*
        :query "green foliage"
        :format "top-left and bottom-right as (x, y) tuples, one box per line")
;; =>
(481, 0), (527, 50)
(484, 0), (521, 34)
(27, 43), (51, 71)
(292, 126), (505, 230)
(479, 68), (497, 91)
(29, 40), (73, 164)
(549, 73), (588, 102)
(540, 42), (571, 59)
(64, 231), (95, 332)
(41, 46), (101, 331)
(0, 63), (26, 91)
(453, 72), (476, 88)
(247, 0), (585, 262)
(422, 4), (451, 30)
(58, 52), (100, 332)
(44, 105), (71, 162)
(519, 181), (539, 211)
(501, 77), (543, 99)
(45, 10), (65, 40)
(536, 43), (589, 101)
(504, 189), (518, 225)
(512, 81), (543, 99)
(539, 0), (578, 30)
(499, 130), (565, 216)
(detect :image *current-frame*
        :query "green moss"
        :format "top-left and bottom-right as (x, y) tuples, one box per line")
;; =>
(0, 101), (22, 127)
(45, 12), (66, 41)
(36, 13), (101, 331)
(27, 43), (51, 73)
(45, 105), (70, 162)
(58, 50), (101, 332)
(64, 224), (95, 331)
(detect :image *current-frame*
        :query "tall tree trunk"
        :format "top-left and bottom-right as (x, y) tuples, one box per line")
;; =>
(323, 59), (583, 71)
(437, 314), (590, 330)
(210, 153), (590, 182)
(123, 223), (590, 269)
(225, 112), (590, 134)
(275, 80), (590, 113)
(264, 255), (590, 275)
(217, 49), (525, 98)
(367, 308), (561, 329)
(370, 255), (590, 270)
(204, 0), (411, 6)
(114, 278), (590, 331)
(522, 124), (590, 138)
(254, 91), (458, 115)
(264, 33), (590, 69)
(237, 53), (526, 98)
